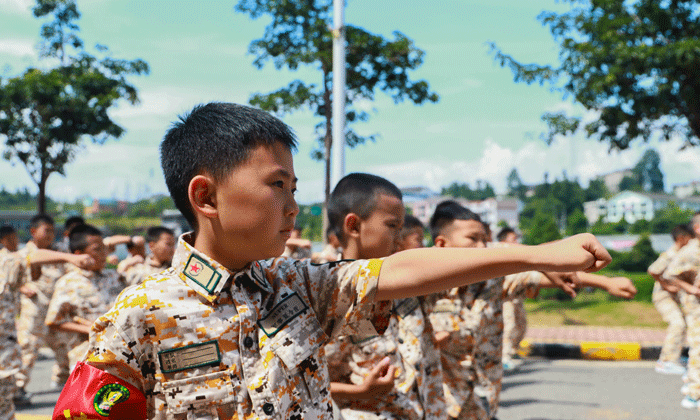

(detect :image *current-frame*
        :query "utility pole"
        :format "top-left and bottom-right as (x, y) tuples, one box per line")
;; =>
(331, 0), (346, 191)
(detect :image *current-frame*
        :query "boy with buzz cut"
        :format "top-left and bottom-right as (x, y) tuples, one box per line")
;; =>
(0, 244), (93, 420)
(648, 223), (693, 375)
(53, 102), (611, 420)
(119, 226), (176, 286)
(427, 201), (635, 420)
(45, 224), (126, 388)
(15, 214), (69, 402)
(325, 173), (446, 420)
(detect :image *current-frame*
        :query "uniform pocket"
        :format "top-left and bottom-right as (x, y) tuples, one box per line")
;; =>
(162, 370), (234, 418)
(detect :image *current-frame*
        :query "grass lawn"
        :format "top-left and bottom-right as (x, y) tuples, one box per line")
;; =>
(524, 271), (666, 328)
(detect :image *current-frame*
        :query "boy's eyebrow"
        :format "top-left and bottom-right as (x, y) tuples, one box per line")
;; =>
(274, 168), (298, 183)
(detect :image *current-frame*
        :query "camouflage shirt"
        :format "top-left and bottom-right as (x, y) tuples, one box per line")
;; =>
(327, 296), (446, 420)
(83, 233), (390, 420)
(122, 256), (170, 286)
(665, 239), (700, 285)
(0, 251), (29, 378)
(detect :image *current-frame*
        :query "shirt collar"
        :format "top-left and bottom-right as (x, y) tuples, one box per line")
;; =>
(172, 232), (272, 302)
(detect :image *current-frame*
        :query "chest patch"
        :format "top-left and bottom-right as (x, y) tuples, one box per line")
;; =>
(158, 340), (221, 373)
(258, 293), (308, 337)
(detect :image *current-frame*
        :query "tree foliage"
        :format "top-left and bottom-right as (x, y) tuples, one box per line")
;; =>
(490, 0), (700, 149)
(235, 0), (439, 214)
(0, 0), (148, 214)
(441, 181), (496, 201)
(632, 149), (664, 192)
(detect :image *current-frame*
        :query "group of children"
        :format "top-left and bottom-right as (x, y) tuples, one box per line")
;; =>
(0, 102), (632, 420)
(0, 215), (178, 418)
(648, 215), (700, 410)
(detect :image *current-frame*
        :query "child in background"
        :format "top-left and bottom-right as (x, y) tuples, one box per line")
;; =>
(397, 214), (426, 252)
(15, 215), (69, 401)
(53, 102), (611, 420)
(0, 225), (18, 253)
(326, 173), (446, 420)
(648, 224), (693, 375)
(0, 246), (92, 419)
(120, 226), (176, 286)
(45, 224), (126, 386)
(282, 223), (312, 260)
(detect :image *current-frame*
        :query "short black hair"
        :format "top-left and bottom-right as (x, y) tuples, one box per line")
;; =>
(327, 173), (402, 245)
(429, 200), (481, 241)
(146, 226), (174, 244)
(69, 224), (103, 253)
(497, 227), (516, 242)
(30, 214), (54, 230)
(401, 214), (424, 238)
(160, 102), (298, 230)
(64, 216), (85, 232)
(672, 224), (694, 241)
(0, 225), (16, 240)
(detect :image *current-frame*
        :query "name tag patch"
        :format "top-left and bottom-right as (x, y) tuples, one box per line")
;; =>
(159, 340), (221, 373)
(183, 254), (222, 294)
(433, 300), (458, 314)
(258, 293), (308, 337)
(394, 297), (420, 318)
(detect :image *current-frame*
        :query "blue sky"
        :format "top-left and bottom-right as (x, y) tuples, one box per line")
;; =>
(2, 0), (700, 204)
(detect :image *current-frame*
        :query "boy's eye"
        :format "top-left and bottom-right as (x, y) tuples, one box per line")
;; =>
(273, 181), (284, 188)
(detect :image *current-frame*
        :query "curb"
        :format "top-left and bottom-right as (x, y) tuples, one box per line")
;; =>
(519, 339), (676, 361)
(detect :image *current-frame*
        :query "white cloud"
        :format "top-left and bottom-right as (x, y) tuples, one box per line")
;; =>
(0, 38), (35, 57)
(0, 0), (32, 15)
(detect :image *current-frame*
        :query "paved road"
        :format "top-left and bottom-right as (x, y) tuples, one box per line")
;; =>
(499, 359), (698, 420)
(17, 356), (700, 419)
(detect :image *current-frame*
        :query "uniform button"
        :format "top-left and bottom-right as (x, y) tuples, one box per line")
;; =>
(397, 338), (404, 344)
(244, 336), (254, 348)
(262, 402), (274, 415)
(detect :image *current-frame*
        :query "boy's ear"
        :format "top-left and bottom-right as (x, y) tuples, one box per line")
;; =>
(343, 213), (362, 240)
(433, 235), (446, 248)
(189, 174), (218, 219)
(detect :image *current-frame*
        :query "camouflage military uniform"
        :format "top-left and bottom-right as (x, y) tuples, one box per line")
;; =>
(427, 271), (541, 420)
(45, 266), (125, 384)
(649, 245), (686, 364)
(0, 250), (31, 420)
(327, 296), (446, 420)
(665, 239), (700, 401)
(122, 256), (170, 286)
(74, 233), (390, 420)
(501, 298), (526, 365)
(14, 242), (66, 390)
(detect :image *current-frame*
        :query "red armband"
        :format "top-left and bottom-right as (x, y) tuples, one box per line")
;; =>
(53, 361), (147, 420)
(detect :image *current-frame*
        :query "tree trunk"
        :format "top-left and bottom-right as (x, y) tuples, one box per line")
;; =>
(37, 172), (48, 215)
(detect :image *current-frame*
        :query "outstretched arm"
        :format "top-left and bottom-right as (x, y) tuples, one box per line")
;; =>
(376, 233), (610, 301)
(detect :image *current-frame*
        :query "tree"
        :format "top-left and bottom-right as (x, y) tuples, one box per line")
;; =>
(235, 0), (439, 226)
(584, 178), (609, 201)
(490, 0), (700, 150)
(506, 168), (527, 200)
(651, 202), (693, 233)
(441, 181), (496, 201)
(566, 208), (588, 235)
(522, 211), (561, 245)
(632, 149), (664, 193)
(0, 0), (148, 213)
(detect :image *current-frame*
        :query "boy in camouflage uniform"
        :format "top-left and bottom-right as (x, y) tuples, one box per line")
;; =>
(0, 246), (92, 420)
(14, 215), (67, 398)
(119, 227), (175, 286)
(52, 102), (612, 420)
(648, 224), (693, 375)
(45, 224), (126, 386)
(663, 213), (700, 409)
(325, 176), (446, 420)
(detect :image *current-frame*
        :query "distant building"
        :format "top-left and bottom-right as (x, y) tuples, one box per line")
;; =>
(673, 180), (700, 198)
(400, 186), (439, 203)
(406, 195), (522, 233)
(595, 168), (634, 194)
(583, 191), (700, 224)
(83, 198), (129, 217)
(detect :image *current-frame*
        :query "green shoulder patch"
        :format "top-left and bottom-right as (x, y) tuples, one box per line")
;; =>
(94, 383), (130, 416)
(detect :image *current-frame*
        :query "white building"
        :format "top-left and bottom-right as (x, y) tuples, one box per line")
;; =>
(583, 191), (700, 224)
(406, 195), (522, 233)
(673, 181), (700, 198)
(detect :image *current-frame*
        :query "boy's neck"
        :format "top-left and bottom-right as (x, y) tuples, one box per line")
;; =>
(193, 230), (251, 272)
